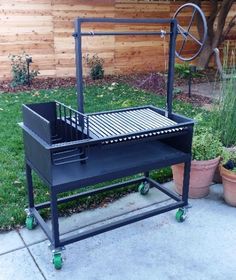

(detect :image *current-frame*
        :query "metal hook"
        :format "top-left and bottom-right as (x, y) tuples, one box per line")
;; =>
(160, 29), (166, 38)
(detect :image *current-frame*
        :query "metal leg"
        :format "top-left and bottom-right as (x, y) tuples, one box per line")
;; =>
(26, 163), (34, 208)
(144, 171), (149, 179)
(25, 163), (39, 230)
(50, 188), (60, 248)
(182, 159), (191, 205)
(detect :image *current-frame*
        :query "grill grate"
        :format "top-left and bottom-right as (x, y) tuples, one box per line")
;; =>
(86, 108), (183, 143)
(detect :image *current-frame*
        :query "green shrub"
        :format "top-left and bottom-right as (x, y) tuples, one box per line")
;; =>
(84, 54), (104, 80)
(175, 63), (200, 79)
(192, 130), (223, 161)
(222, 149), (236, 173)
(9, 52), (39, 87)
(210, 47), (236, 147)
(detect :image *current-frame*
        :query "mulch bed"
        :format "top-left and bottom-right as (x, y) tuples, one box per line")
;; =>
(0, 70), (215, 107)
(0, 77), (77, 93)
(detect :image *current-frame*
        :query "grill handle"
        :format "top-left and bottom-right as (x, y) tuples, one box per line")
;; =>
(52, 146), (89, 165)
(52, 155), (89, 166)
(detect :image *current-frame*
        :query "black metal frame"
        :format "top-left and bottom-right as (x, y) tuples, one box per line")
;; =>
(24, 145), (192, 249)
(21, 17), (194, 256)
(74, 17), (178, 117)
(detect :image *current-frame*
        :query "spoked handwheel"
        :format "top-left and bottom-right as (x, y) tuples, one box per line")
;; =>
(173, 3), (207, 61)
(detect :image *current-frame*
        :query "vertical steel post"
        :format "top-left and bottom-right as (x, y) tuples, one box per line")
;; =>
(182, 159), (191, 204)
(26, 163), (34, 208)
(74, 19), (84, 114)
(50, 188), (60, 248)
(166, 19), (177, 118)
(188, 70), (192, 98)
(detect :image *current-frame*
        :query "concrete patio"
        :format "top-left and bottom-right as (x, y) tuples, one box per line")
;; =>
(0, 182), (236, 280)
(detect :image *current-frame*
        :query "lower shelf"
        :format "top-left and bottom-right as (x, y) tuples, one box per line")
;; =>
(51, 141), (189, 191)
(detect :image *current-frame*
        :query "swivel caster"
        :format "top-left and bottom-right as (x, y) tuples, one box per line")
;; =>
(52, 251), (63, 270)
(25, 215), (37, 230)
(138, 182), (150, 195)
(175, 208), (187, 223)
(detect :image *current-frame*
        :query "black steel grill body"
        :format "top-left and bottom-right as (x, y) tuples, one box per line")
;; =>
(20, 16), (195, 259)
(21, 101), (193, 189)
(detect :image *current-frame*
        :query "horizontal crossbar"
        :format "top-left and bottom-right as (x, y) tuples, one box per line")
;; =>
(146, 177), (182, 201)
(60, 201), (185, 247)
(76, 18), (176, 24)
(35, 177), (145, 210)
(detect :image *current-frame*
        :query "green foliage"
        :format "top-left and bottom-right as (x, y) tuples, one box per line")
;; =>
(9, 52), (39, 87)
(210, 48), (236, 147)
(175, 63), (201, 79)
(84, 54), (104, 80)
(222, 149), (236, 163)
(175, 63), (191, 78)
(192, 130), (223, 161)
(173, 87), (182, 95)
(222, 149), (236, 173)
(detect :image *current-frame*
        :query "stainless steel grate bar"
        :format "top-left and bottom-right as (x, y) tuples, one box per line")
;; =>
(91, 115), (121, 135)
(109, 113), (144, 131)
(115, 112), (148, 130)
(130, 110), (173, 128)
(75, 108), (182, 140)
(145, 109), (176, 125)
(99, 114), (134, 134)
(120, 111), (158, 130)
(89, 120), (110, 137)
(94, 114), (131, 134)
(92, 108), (177, 137)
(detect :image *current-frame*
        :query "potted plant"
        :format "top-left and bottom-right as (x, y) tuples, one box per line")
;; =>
(220, 150), (236, 206)
(210, 45), (236, 187)
(172, 130), (223, 198)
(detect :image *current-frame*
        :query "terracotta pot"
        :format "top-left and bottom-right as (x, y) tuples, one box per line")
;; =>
(220, 165), (236, 207)
(172, 157), (220, 198)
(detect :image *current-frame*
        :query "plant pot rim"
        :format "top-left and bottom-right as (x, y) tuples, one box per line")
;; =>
(220, 164), (236, 178)
(191, 156), (221, 165)
(172, 157), (220, 168)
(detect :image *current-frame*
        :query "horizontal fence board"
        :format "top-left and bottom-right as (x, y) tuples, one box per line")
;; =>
(0, 0), (235, 79)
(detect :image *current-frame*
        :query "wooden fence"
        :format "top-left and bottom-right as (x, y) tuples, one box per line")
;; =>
(0, 0), (235, 80)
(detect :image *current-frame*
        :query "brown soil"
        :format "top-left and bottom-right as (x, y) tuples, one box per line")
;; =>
(0, 69), (215, 107)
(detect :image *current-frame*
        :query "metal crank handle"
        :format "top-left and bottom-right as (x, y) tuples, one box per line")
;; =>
(173, 3), (208, 61)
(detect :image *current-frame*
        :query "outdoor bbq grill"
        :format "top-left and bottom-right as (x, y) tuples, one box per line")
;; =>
(20, 3), (207, 270)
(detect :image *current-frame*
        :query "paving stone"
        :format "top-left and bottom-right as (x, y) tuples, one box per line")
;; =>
(0, 231), (24, 255)
(0, 248), (44, 280)
(28, 184), (236, 280)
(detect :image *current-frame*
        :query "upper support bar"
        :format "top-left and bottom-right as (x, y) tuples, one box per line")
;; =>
(76, 17), (176, 24)
(73, 31), (172, 37)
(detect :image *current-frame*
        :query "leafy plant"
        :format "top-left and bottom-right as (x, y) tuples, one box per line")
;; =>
(210, 46), (236, 147)
(9, 52), (39, 87)
(192, 130), (223, 161)
(173, 87), (182, 95)
(84, 54), (104, 80)
(221, 149), (236, 173)
(175, 63), (201, 79)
